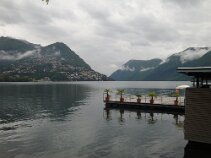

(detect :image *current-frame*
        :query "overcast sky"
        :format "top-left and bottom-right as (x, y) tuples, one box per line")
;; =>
(0, 0), (211, 75)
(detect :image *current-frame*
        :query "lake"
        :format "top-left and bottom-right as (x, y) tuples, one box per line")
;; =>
(0, 81), (190, 158)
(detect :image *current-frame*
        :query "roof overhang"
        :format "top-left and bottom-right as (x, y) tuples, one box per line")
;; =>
(177, 67), (211, 79)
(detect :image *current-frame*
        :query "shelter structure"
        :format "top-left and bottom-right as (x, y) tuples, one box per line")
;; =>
(177, 67), (211, 144)
(177, 67), (211, 88)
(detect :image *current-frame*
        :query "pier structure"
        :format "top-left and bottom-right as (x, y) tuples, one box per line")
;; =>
(177, 67), (211, 145)
(104, 101), (185, 115)
(103, 90), (185, 115)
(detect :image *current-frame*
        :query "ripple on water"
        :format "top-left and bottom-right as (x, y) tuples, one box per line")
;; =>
(0, 82), (189, 158)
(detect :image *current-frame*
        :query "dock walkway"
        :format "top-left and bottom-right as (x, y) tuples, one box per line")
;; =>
(105, 101), (185, 114)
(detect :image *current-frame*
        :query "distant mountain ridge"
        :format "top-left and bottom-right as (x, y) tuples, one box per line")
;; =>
(110, 47), (211, 81)
(110, 59), (162, 80)
(0, 37), (110, 81)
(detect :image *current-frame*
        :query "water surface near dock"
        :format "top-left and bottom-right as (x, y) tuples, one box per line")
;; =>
(0, 81), (190, 158)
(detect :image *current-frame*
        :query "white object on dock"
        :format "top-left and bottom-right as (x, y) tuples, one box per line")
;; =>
(176, 85), (190, 89)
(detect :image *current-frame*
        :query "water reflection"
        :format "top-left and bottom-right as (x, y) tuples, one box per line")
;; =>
(0, 82), (190, 158)
(104, 108), (184, 127)
(173, 114), (184, 129)
(0, 84), (91, 124)
(119, 109), (125, 123)
(105, 108), (111, 121)
(136, 110), (141, 119)
(148, 112), (157, 124)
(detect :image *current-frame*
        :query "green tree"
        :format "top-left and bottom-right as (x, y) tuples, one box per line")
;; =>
(148, 92), (157, 104)
(171, 91), (180, 105)
(104, 89), (112, 102)
(116, 89), (125, 102)
(136, 94), (142, 103)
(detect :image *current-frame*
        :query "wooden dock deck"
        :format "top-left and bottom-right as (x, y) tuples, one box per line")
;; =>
(104, 101), (185, 114)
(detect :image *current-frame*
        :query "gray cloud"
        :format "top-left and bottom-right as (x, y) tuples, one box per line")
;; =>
(0, 0), (211, 75)
(163, 0), (203, 7)
(0, 49), (37, 60)
(0, 1), (25, 25)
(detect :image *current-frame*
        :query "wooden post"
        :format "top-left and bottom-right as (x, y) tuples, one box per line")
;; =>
(196, 77), (199, 88)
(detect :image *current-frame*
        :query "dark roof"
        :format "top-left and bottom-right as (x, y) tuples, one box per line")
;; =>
(177, 67), (211, 78)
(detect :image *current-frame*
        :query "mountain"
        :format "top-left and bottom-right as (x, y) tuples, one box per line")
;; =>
(0, 37), (110, 81)
(110, 59), (162, 80)
(110, 47), (211, 81)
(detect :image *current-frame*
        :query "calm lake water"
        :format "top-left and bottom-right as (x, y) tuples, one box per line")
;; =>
(0, 81), (191, 158)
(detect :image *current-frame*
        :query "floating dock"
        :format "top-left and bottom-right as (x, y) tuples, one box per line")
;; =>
(105, 101), (185, 114)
